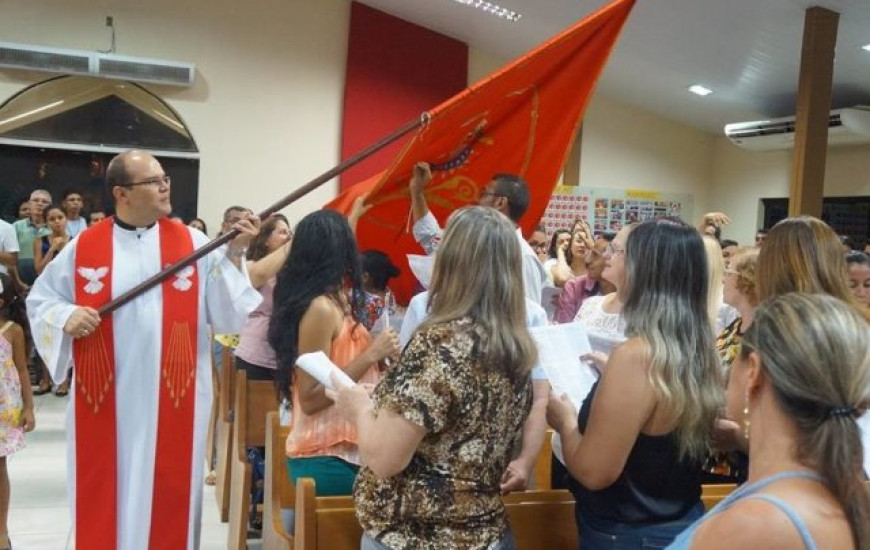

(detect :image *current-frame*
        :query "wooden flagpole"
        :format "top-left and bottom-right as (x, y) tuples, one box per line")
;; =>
(98, 114), (427, 315)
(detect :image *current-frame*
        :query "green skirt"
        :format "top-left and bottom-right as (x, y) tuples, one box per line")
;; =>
(286, 455), (359, 496)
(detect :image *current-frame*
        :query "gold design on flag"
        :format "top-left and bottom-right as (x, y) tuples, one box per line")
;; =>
(520, 87), (541, 176)
(76, 329), (113, 414)
(164, 322), (195, 408)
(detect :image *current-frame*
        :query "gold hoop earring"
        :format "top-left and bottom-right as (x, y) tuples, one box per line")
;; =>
(743, 390), (751, 441)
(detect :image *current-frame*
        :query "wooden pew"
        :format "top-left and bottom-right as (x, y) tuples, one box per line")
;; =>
(505, 489), (577, 549)
(227, 370), (279, 550)
(531, 429), (554, 490)
(214, 345), (236, 522)
(294, 479), (358, 550)
(293, 478), (578, 550)
(701, 483), (736, 510)
(264, 411), (293, 550)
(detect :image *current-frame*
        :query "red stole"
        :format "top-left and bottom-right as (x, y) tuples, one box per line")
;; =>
(73, 218), (199, 549)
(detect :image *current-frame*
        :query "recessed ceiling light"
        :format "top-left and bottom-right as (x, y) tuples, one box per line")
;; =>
(452, 0), (522, 23)
(862, 44), (870, 52)
(688, 85), (713, 97)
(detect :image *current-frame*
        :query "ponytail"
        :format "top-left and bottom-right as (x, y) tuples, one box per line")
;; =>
(784, 396), (870, 548)
(743, 293), (870, 549)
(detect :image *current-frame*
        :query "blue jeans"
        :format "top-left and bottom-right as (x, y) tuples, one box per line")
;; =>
(577, 502), (704, 550)
(361, 530), (517, 550)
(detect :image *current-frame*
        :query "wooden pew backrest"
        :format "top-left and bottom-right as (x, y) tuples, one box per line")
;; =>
(294, 478), (359, 550)
(264, 411), (294, 550)
(701, 483), (736, 511)
(227, 370), (280, 550)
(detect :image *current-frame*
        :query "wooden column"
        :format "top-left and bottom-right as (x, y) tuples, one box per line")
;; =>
(789, 6), (839, 217)
(562, 124), (583, 186)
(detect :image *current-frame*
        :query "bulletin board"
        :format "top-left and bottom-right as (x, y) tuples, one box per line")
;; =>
(540, 186), (694, 236)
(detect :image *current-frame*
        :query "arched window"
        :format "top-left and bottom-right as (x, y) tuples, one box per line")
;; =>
(0, 76), (199, 222)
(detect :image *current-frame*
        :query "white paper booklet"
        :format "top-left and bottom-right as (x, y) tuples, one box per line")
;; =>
(407, 254), (435, 289)
(295, 351), (354, 390)
(529, 323), (598, 410)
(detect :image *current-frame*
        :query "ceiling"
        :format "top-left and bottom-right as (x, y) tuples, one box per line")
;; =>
(355, 0), (870, 134)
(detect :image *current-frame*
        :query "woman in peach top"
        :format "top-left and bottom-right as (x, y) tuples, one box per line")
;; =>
(268, 210), (399, 495)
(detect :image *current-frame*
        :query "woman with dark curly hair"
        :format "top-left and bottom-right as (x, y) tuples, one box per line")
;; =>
(268, 210), (398, 496)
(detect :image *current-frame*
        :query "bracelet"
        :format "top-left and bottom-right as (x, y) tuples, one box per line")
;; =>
(227, 247), (247, 259)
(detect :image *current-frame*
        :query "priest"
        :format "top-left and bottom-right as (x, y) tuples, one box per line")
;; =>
(27, 150), (262, 550)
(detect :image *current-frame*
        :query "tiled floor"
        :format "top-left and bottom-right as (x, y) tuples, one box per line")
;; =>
(9, 393), (248, 549)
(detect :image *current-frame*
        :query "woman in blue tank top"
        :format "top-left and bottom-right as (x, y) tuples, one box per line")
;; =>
(668, 293), (869, 549)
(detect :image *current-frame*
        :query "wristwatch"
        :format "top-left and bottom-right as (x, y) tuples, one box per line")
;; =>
(227, 247), (247, 259)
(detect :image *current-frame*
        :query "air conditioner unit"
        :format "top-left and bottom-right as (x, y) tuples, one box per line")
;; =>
(724, 106), (870, 151)
(0, 41), (195, 87)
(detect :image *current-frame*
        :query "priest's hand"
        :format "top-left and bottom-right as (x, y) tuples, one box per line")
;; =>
(63, 307), (101, 339)
(228, 213), (261, 251)
(226, 213), (261, 268)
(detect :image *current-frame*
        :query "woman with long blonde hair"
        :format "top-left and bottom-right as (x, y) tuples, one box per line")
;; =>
(329, 206), (537, 550)
(548, 218), (722, 549)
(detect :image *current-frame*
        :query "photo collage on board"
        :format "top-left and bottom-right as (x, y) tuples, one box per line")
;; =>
(541, 187), (689, 240)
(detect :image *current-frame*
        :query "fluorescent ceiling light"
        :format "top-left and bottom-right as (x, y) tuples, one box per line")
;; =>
(688, 85), (713, 97)
(862, 44), (870, 52)
(453, 0), (522, 22)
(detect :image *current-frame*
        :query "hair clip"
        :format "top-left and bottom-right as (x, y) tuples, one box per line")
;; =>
(826, 406), (857, 419)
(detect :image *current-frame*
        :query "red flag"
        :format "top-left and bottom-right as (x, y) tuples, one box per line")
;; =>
(328, 0), (637, 304)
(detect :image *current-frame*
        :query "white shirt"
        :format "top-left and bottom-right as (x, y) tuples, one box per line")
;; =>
(410, 211), (547, 305)
(0, 219), (19, 275)
(400, 290), (548, 380)
(66, 217), (88, 238)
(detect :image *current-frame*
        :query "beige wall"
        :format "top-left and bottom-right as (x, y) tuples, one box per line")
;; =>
(581, 95), (715, 221)
(0, 0), (351, 230)
(710, 138), (870, 245)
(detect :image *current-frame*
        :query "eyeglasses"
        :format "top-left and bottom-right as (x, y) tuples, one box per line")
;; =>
(120, 175), (171, 188)
(530, 241), (548, 250)
(605, 243), (625, 255)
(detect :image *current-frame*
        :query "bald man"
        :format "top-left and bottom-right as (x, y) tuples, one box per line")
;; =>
(27, 150), (262, 550)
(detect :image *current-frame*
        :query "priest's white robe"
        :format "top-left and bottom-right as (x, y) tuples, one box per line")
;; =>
(27, 224), (262, 550)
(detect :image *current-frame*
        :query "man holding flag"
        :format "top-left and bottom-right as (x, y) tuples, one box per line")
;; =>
(409, 161), (546, 305)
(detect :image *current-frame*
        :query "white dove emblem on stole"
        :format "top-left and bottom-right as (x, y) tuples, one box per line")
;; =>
(77, 267), (109, 294)
(172, 266), (195, 292)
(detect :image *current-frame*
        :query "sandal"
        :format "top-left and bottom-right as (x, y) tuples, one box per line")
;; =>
(33, 383), (52, 396)
(55, 387), (69, 397)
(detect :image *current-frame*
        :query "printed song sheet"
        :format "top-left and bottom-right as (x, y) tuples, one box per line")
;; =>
(529, 323), (597, 409)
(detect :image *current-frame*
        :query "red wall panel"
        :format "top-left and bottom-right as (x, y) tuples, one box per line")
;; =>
(340, 2), (468, 191)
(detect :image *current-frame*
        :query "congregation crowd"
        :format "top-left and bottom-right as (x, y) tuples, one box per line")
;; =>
(0, 150), (869, 549)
